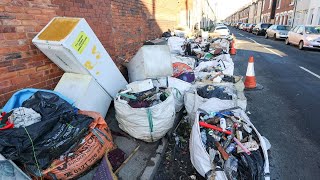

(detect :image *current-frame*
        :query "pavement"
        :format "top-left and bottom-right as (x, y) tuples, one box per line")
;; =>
(231, 27), (320, 179)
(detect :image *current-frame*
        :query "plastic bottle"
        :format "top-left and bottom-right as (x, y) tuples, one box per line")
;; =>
(201, 130), (207, 145)
(225, 142), (237, 154)
(220, 118), (227, 131)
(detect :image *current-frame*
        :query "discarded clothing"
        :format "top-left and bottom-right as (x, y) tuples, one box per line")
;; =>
(177, 72), (195, 83)
(9, 107), (41, 128)
(197, 85), (232, 100)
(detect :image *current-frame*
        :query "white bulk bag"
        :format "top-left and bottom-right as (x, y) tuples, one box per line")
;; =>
(114, 89), (175, 142)
(211, 39), (230, 51)
(152, 77), (192, 112)
(190, 104), (270, 180)
(168, 37), (185, 54)
(172, 55), (196, 69)
(184, 84), (247, 125)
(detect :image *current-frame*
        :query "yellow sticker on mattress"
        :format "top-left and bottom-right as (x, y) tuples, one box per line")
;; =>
(72, 31), (89, 54)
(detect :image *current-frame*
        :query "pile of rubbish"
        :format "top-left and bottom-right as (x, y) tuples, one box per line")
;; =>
(0, 90), (114, 179)
(190, 107), (270, 180)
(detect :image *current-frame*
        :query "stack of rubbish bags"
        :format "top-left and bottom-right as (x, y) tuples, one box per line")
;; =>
(0, 89), (114, 179)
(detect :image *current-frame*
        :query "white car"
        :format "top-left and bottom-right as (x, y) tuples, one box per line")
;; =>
(209, 25), (230, 37)
(265, 25), (290, 40)
(286, 25), (320, 50)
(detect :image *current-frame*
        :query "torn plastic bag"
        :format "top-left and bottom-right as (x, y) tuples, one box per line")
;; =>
(42, 111), (114, 180)
(152, 77), (192, 112)
(184, 85), (247, 124)
(0, 91), (94, 177)
(114, 88), (175, 142)
(190, 107), (270, 180)
(2, 88), (74, 113)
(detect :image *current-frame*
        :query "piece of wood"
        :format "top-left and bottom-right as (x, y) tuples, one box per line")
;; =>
(114, 145), (140, 174)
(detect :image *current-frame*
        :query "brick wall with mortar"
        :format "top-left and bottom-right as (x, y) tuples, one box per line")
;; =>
(0, 0), (187, 107)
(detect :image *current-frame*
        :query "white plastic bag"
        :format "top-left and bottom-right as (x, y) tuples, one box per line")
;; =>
(114, 89), (175, 142)
(190, 106), (270, 180)
(172, 55), (196, 69)
(152, 77), (192, 112)
(195, 54), (234, 76)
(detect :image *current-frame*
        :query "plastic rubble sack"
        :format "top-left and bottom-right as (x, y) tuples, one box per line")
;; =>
(211, 38), (230, 52)
(172, 55), (196, 69)
(0, 91), (94, 177)
(189, 104), (271, 180)
(42, 110), (114, 180)
(114, 88), (175, 142)
(2, 88), (74, 113)
(195, 54), (234, 76)
(152, 77), (192, 112)
(0, 154), (31, 180)
(168, 36), (185, 54)
(9, 107), (41, 128)
(184, 84), (247, 125)
(126, 45), (173, 82)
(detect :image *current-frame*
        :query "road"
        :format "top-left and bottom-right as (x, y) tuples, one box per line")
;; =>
(231, 28), (320, 179)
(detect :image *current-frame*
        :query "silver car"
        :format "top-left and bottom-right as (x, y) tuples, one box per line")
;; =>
(286, 25), (320, 50)
(265, 25), (290, 40)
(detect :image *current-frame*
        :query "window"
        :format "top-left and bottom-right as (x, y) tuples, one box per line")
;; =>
(277, 25), (290, 30)
(277, 0), (281, 9)
(296, 26), (304, 34)
(292, 26), (298, 32)
(305, 26), (320, 34)
(269, 0), (272, 9)
(289, 0), (294, 5)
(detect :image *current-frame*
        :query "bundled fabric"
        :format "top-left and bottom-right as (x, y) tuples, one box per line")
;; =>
(115, 87), (175, 142)
(190, 104), (270, 180)
(42, 111), (114, 180)
(0, 91), (94, 177)
(9, 107), (41, 128)
(184, 84), (247, 124)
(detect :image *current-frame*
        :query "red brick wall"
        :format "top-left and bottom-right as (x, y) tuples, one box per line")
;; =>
(0, 0), (186, 106)
(275, 0), (294, 14)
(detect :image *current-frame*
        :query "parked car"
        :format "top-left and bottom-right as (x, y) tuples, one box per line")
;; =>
(265, 25), (291, 40)
(243, 23), (251, 32)
(209, 25), (230, 37)
(247, 24), (256, 33)
(252, 23), (272, 35)
(239, 23), (246, 30)
(286, 25), (320, 50)
(236, 22), (242, 29)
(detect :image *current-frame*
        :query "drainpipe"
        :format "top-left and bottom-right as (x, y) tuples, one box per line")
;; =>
(291, 0), (298, 27)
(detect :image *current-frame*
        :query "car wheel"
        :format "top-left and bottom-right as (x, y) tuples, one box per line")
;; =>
(265, 33), (268, 39)
(273, 34), (277, 40)
(298, 41), (304, 50)
(285, 38), (290, 45)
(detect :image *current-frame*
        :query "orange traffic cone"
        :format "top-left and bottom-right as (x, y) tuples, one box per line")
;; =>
(244, 56), (257, 89)
(230, 40), (236, 55)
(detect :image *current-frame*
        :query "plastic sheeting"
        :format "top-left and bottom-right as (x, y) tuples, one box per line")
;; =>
(167, 37), (185, 54)
(114, 88), (175, 142)
(2, 88), (74, 113)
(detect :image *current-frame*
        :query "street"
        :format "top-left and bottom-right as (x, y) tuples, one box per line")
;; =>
(231, 28), (320, 179)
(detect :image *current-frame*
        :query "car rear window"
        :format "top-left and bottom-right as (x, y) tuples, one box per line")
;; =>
(277, 26), (290, 30)
(305, 26), (320, 34)
(261, 24), (271, 28)
(216, 27), (228, 30)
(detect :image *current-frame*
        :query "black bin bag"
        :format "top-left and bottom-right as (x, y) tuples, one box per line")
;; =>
(0, 91), (94, 177)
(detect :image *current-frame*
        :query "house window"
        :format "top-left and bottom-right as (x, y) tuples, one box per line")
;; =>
(289, 0), (294, 5)
(277, 0), (281, 9)
(269, 0), (272, 9)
